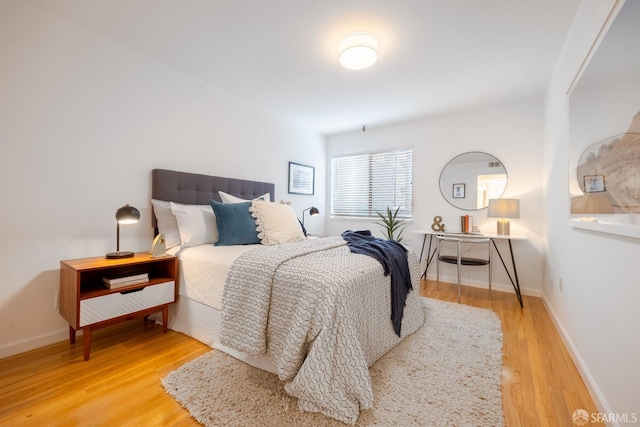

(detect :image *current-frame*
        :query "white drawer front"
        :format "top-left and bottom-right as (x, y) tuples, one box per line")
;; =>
(80, 281), (175, 327)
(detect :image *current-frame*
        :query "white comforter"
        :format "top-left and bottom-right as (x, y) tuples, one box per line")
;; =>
(220, 236), (425, 424)
(172, 243), (258, 310)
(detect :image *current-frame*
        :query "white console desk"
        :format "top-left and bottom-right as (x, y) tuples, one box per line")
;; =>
(412, 229), (527, 307)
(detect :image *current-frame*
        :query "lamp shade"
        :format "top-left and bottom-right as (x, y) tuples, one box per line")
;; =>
(487, 199), (520, 218)
(115, 204), (140, 224)
(338, 32), (378, 70)
(487, 199), (519, 235)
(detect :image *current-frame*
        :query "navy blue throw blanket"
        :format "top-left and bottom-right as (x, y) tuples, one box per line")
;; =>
(341, 230), (413, 337)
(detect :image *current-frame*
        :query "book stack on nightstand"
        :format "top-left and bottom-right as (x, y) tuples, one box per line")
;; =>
(102, 272), (149, 289)
(59, 253), (178, 361)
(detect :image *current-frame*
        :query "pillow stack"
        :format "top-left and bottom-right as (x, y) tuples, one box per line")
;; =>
(152, 190), (307, 250)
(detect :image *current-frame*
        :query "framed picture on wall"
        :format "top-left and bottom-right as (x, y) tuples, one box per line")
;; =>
(452, 183), (465, 198)
(584, 175), (605, 193)
(288, 162), (315, 195)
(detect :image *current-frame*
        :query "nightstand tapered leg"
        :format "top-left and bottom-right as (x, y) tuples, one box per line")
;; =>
(83, 327), (92, 361)
(69, 326), (76, 344)
(162, 305), (168, 333)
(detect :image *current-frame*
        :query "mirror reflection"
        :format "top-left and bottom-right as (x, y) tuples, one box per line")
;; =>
(569, 0), (640, 217)
(439, 152), (507, 210)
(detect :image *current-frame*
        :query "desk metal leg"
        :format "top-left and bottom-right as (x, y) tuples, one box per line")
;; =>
(421, 235), (436, 279)
(491, 239), (524, 308)
(418, 235), (427, 267)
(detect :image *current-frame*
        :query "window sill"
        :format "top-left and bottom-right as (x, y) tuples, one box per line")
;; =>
(330, 216), (414, 223)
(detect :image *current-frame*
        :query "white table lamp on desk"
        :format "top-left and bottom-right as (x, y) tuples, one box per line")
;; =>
(487, 199), (520, 235)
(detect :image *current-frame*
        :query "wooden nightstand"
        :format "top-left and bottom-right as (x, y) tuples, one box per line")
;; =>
(59, 253), (178, 361)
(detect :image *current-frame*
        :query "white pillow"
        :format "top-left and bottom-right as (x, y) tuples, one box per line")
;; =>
(219, 190), (270, 204)
(170, 202), (219, 248)
(250, 200), (305, 245)
(151, 199), (181, 249)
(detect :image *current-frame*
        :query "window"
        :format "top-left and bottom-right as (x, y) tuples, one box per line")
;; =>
(330, 148), (413, 219)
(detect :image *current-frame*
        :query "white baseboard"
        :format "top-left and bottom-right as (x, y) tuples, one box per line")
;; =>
(424, 273), (541, 297)
(541, 295), (616, 424)
(0, 328), (69, 360)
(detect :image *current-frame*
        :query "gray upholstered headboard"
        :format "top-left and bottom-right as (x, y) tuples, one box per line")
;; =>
(151, 168), (275, 229)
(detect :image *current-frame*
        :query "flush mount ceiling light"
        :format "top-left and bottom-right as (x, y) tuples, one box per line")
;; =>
(338, 32), (378, 70)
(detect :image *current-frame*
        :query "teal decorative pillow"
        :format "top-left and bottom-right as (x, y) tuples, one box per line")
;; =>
(209, 200), (260, 246)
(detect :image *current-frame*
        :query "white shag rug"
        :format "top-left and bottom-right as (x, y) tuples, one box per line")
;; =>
(162, 298), (504, 426)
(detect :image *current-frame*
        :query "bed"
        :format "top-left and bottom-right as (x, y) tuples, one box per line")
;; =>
(150, 168), (425, 424)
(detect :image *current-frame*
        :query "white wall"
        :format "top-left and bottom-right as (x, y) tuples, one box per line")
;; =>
(327, 102), (545, 297)
(543, 0), (639, 420)
(0, 1), (326, 358)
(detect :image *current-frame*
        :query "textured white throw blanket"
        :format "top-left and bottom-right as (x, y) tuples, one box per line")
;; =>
(220, 237), (425, 424)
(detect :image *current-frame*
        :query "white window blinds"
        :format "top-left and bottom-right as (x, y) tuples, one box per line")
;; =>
(330, 148), (413, 219)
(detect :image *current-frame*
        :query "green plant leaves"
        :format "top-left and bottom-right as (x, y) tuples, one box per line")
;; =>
(376, 207), (406, 242)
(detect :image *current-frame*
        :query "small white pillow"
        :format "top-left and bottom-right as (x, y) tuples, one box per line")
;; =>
(219, 191), (270, 204)
(170, 202), (219, 248)
(250, 200), (305, 245)
(151, 199), (181, 249)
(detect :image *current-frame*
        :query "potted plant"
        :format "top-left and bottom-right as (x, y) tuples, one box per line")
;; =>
(376, 207), (407, 242)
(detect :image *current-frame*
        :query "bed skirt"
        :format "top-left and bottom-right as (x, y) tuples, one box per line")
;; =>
(154, 295), (278, 374)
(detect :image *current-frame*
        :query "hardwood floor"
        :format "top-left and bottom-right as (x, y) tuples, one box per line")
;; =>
(0, 281), (603, 426)
(422, 280), (603, 427)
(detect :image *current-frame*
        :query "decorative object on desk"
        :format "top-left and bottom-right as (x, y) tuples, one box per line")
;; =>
(440, 152), (507, 210)
(459, 215), (474, 233)
(149, 233), (167, 258)
(452, 183), (465, 198)
(288, 162), (315, 195)
(106, 204), (140, 259)
(376, 206), (406, 242)
(431, 215), (445, 232)
(487, 199), (520, 235)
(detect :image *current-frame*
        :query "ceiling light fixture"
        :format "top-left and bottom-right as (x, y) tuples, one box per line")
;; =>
(338, 32), (378, 70)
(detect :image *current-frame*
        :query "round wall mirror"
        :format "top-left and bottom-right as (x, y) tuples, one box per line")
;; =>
(439, 152), (507, 210)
